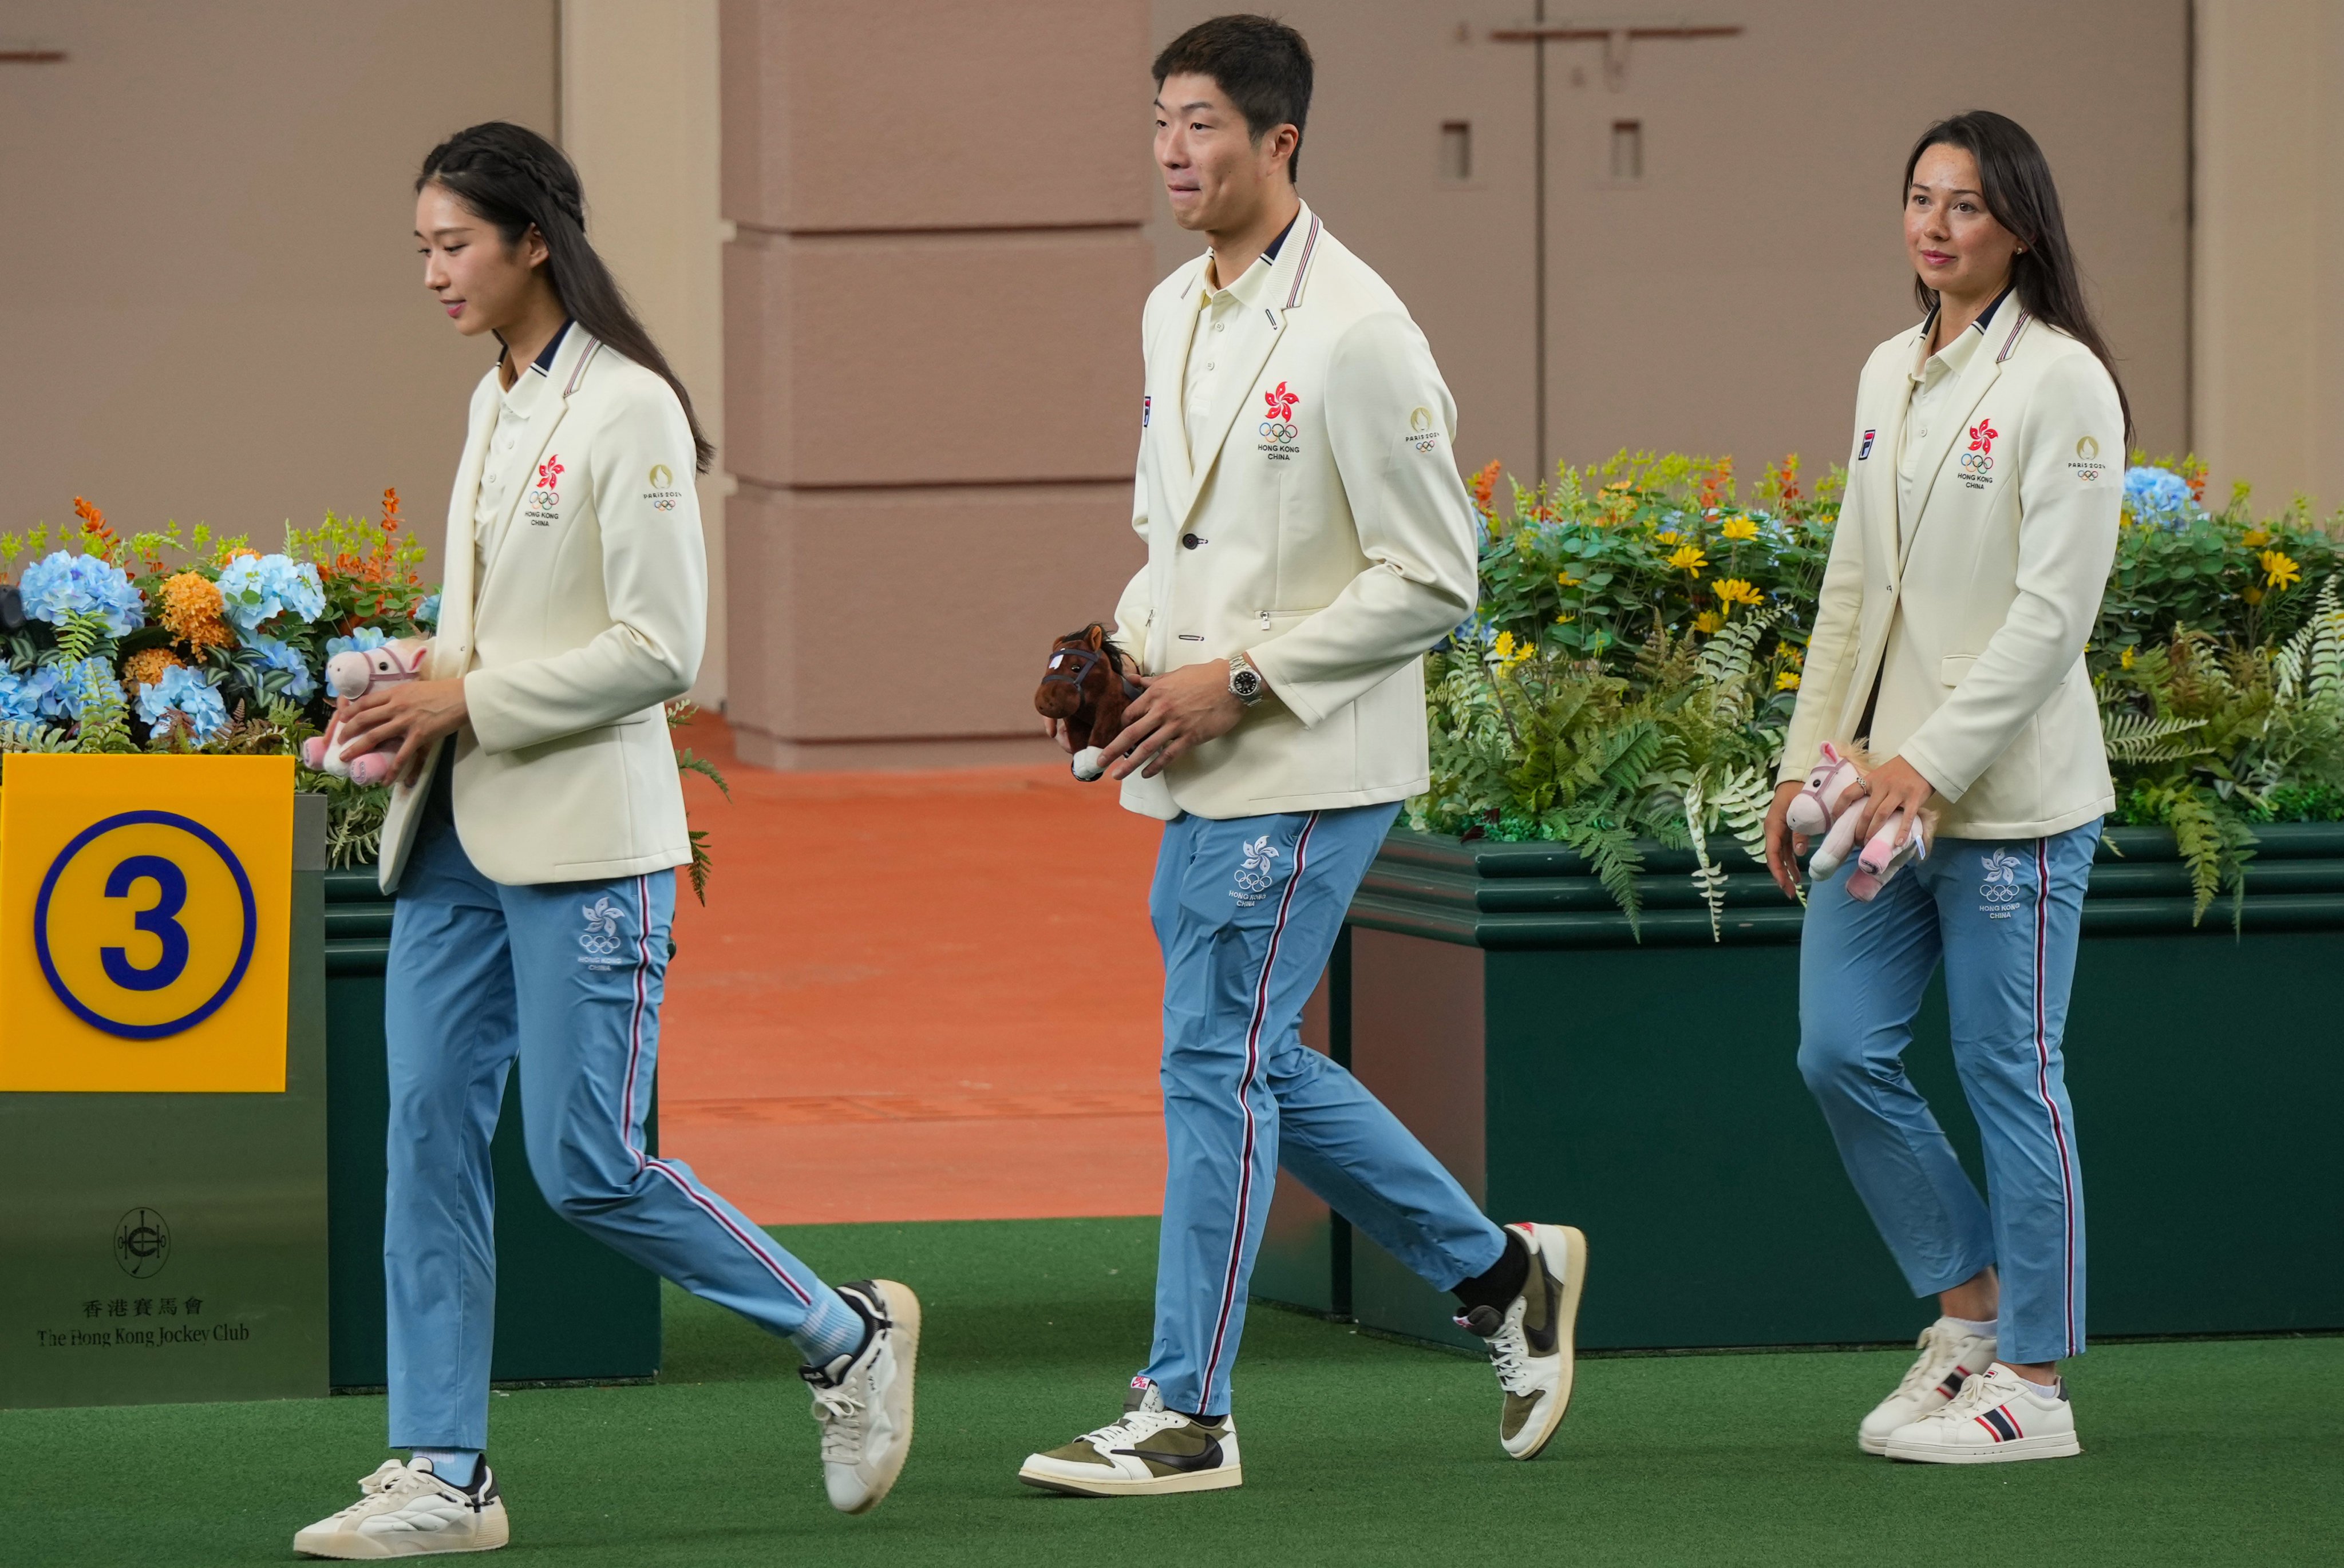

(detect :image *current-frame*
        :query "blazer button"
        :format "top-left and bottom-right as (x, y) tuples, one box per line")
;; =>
(1181, 533), (1202, 549)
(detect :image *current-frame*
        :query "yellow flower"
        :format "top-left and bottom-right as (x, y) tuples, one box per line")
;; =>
(2262, 549), (2302, 591)
(1720, 516), (1759, 542)
(2120, 645), (2136, 670)
(1555, 569), (1582, 588)
(1692, 611), (1725, 635)
(2244, 585), (2265, 605)
(1554, 612), (1575, 626)
(1776, 671), (1801, 690)
(1492, 629), (1516, 659)
(1666, 544), (1707, 576)
(1713, 577), (1764, 611)
(1783, 644), (1805, 667)
(2242, 528), (2270, 548)
(1602, 480), (1633, 493)
(1654, 530), (1680, 545)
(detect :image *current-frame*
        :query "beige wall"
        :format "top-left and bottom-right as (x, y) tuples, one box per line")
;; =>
(559, 0), (730, 707)
(720, 0), (1154, 768)
(0, 1), (557, 563)
(1151, 1), (2191, 491)
(2195, 0), (2344, 514)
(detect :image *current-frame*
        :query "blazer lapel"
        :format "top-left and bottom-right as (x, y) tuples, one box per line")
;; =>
(1897, 319), (2008, 572)
(1175, 207), (1317, 530)
(1149, 268), (1204, 534)
(428, 381), (502, 681)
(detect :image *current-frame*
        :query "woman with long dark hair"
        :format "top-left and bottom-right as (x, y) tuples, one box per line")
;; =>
(1762, 110), (2126, 1464)
(291, 124), (918, 1557)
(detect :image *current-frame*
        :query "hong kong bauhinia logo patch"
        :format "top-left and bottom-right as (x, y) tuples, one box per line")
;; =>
(578, 894), (625, 967)
(1258, 382), (1301, 462)
(1231, 835), (1281, 906)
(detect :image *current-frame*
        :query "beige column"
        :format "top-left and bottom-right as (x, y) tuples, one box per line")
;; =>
(2194, 0), (2344, 513)
(720, 0), (1155, 768)
(560, 0), (730, 707)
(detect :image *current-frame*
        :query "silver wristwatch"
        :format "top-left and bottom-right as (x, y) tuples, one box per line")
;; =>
(1228, 651), (1265, 707)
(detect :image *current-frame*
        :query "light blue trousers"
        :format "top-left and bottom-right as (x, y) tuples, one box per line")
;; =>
(1797, 821), (2100, 1365)
(383, 783), (852, 1450)
(1144, 802), (1507, 1415)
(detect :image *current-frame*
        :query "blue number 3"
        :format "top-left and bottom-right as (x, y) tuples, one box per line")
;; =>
(101, 854), (191, 992)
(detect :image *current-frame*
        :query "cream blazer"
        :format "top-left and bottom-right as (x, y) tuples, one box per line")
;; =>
(377, 329), (706, 890)
(1110, 201), (1481, 821)
(1781, 308), (2124, 839)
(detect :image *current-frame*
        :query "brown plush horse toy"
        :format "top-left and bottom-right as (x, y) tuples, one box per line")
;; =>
(1035, 624), (1139, 781)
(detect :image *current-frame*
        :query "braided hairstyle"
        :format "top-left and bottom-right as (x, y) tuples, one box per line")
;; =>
(419, 122), (714, 472)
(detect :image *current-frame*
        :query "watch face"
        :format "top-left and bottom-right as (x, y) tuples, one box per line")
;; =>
(1232, 668), (1262, 697)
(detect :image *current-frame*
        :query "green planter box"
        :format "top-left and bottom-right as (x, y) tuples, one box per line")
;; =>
(324, 870), (659, 1388)
(1258, 825), (2344, 1353)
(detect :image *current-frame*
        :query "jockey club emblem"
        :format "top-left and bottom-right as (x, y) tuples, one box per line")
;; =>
(1231, 835), (1281, 907)
(1257, 382), (1302, 462)
(578, 894), (625, 966)
(1958, 418), (1998, 486)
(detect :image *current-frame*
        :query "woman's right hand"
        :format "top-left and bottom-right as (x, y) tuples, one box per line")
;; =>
(1763, 778), (1813, 900)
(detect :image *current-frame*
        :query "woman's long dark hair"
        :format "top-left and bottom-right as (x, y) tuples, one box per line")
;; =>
(1903, 110), (2132, 441)
(420, 122), (714, 472)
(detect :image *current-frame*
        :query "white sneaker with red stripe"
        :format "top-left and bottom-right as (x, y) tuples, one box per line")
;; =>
(1857, 1317), (1997, 1455)
(1884, 1361), (2081, 1464)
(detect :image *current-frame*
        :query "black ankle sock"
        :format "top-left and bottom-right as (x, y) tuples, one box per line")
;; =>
(1452, 1230), (1531, 1314)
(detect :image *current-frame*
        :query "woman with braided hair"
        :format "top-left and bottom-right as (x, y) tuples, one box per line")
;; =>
(292, 123), (919, 1558)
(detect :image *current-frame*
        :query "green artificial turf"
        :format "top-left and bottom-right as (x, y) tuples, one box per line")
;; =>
(3, 1216), (2338, 1566)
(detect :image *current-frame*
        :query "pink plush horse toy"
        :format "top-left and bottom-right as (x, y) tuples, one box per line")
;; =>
(301, 639), (430, 786)
(1785, 741), (1936, 901)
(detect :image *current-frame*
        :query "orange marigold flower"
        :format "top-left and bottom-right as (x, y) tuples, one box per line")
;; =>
(161, 572), (236, 657)
(122, 648), (185, 689)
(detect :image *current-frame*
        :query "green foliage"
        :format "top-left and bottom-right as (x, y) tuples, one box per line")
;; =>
(1423, 453), (2344, 936)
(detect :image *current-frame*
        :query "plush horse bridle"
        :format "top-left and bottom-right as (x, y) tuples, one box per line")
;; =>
(1041, 642), (1140, 700)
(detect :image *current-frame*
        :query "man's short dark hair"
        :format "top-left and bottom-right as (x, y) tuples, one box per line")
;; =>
(1152, 15), (1314, 183)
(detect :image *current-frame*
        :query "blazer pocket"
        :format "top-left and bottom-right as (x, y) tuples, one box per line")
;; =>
(1940, 654), (1977, 687)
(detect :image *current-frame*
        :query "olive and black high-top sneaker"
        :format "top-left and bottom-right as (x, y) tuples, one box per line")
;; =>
(292, 1455), (508, 1558)
(1017, 1377), (1242, 1496)
(1458, 1222), (1587, 1460)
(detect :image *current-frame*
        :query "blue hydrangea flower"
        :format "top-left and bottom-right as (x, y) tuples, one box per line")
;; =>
(2124, 466), (2204, 530)
(17, 551), (145, 636)
(135, 663), (229, 742)
(325, 625), (392, 660)
(215, 553), (326, 632)
(0, 665), (67, 724)
(417, 593), (441, 627)
(58, 656), (124, 722)
(242, 631), (318, 702)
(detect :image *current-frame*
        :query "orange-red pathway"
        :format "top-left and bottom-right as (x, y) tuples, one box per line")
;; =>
(661, 717), (1168, 1224)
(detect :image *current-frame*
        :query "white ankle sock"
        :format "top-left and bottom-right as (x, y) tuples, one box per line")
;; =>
(1945, 1314), (1997, 1339)
(2013, 1373), (2061, 1398)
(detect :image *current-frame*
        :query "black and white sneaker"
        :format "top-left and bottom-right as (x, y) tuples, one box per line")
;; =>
(799, 1279), (921, 1514)
(292, 1455), (508, 1558)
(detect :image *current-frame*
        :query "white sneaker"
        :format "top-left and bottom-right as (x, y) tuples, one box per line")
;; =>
(800, 1278), (921, 1514)
(1017, 1378), (1243, 1496)
(1458, 1222), (1587, 1460)
(1857, 1317), (1998, 1455)
(1885, 1361), (2081, 1464)
(292, 1456), (508, 1558)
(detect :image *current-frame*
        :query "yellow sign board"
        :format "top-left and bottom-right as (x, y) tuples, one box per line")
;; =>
(0, 755), (292, 1092)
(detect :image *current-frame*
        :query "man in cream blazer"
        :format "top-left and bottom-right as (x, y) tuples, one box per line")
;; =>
(1019, 17), (1585, 1498)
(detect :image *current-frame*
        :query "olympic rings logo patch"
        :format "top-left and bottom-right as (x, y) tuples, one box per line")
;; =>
(1259, 421), (1299, 441)
(1959, 452), (1994, 473)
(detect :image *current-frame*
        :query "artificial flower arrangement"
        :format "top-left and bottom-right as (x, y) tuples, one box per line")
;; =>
(0, 494), (726, 895)
(1413, 452), (2344, 935)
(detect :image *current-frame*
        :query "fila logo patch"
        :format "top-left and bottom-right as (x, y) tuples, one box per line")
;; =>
(1859, 428), (1876, 461)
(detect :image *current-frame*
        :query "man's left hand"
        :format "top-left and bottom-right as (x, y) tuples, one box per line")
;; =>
(1098, 660), (1249, 781)
(331, 676), (472, 787)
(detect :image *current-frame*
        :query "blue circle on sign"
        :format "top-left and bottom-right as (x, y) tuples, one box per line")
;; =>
(34, 810), (259, 1041)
